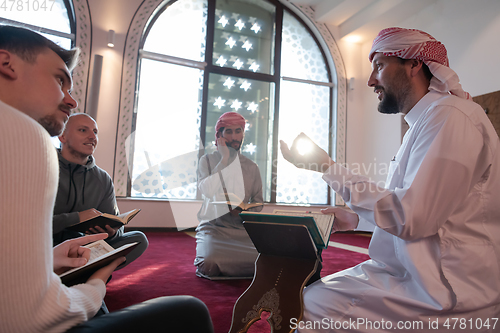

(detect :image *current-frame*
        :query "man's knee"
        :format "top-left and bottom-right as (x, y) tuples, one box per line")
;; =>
(129, 231), (149, 253)
(195, 258), (221, 277)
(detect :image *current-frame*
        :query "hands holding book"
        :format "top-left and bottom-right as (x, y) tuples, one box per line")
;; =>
(54, 233), (127, 285)
(69, 208), (140, 236)
(87, 255), (126, 285)
(88, 224), (119, 239)
(54, 234), (116, 274)
(230, 207), (243, 217)
(53, 233), (106, 275)
(280, 132), (335, 173)
(78, 208), (118, 238)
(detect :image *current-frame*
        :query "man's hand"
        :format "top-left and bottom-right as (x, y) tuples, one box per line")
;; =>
(87, 225), (118, 239)
(280, 133), (334, 173)
(230, 207), (242, 217)
(321, 207), (359, 233)
(53, 233), (108, 275)
(216, 137), (231, 162)
(78, 208), (101, 222)
(88, 257), (126, 284)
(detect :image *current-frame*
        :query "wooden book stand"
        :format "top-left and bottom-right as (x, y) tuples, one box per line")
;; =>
(229, 222), (320, 333)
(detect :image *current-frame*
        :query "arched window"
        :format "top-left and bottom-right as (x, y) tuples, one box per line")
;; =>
(1, 0), (77, 147)
(0, 0), (75, 48)
(122, 0), (344, 205)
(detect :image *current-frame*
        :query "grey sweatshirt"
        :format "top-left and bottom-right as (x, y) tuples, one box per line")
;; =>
(52, 150), (123, 239)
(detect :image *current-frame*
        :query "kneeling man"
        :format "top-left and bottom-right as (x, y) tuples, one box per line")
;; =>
(195, 112), (263, 278)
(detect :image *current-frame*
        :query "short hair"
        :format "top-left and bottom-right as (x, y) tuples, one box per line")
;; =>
(68, 112), (95, 121)
(63, 113), (95, 131)
(0, 25), (80, 71)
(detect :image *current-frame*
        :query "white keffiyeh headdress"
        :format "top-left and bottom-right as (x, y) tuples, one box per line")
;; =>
(369, 27), (471, 100)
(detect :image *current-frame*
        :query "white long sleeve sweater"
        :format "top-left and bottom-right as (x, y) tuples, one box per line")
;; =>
(0, 101), (106, 332)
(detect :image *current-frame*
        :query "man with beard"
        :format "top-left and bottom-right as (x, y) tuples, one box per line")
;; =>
(53, 113), (148, 271)
(195, 112), (264, 278)
(281, 27), (500, 332)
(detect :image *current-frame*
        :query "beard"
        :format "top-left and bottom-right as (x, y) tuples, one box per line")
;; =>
(377, 89), (400, 114)
(66, 143), (93, 163)
(227, 140), (242, 157)
(376, 67), (412, 115)
(228, 140), (242, 151)
(38, 114), (65, 137)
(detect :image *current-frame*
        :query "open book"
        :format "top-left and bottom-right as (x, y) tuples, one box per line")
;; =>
(66, 209), (141, 233)
(212, 193), (263, 211)
(59, 240), (138, 286)
(239, 210), (335, 249)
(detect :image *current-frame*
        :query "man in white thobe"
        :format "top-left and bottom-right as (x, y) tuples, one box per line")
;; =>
(281, 27), (500, 332)
(195, 112), (263, 278)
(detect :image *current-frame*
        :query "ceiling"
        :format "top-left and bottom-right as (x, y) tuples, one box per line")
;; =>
(288, 0), (439, 44)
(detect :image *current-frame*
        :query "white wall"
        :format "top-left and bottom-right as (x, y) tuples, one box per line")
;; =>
(88, 0), (144, 174)
(403, 0), (500, 97)
(85, 0), (500, 229)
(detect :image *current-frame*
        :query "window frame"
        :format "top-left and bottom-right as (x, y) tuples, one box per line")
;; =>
(114, 0), (347, 206)
(0, 0), (93, 115)
(0, 0), (76, 43)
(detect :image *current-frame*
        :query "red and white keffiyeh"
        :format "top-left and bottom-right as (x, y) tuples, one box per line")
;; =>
(369, 27), (471, 100)
(214, 112), (246, 145)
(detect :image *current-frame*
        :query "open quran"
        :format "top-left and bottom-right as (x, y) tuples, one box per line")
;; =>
(239, 210), (335, 249)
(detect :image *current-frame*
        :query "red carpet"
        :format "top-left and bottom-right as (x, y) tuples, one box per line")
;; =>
(104, 231), (370, 333)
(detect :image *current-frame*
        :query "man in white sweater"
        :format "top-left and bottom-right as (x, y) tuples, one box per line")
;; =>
(0, 25), (213, 332)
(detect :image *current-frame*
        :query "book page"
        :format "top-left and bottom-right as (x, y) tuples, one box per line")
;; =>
(122, 209), (141, 222)
(100, 213), (123, 222)
(101, 209), (141, 224)
(213, 193), (243, 205)
(242, 202), (264, 210)
(84, 240), (114, 262)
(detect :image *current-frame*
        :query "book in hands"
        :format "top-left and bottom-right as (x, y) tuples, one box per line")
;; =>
(212, 193), (263, 211)
(239, 210), (335, 249)
(66, 209), (141, 233)
(59, 240), (139, 287)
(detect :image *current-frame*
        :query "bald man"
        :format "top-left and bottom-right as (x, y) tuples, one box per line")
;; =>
(195, 112), (263, 278)
(53, 113), (148, 269)
(281, 27), (500, 332)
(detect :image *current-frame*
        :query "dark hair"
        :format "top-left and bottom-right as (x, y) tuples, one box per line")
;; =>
(397, 57), (433, 82)
(0, 25), (80, 71)
(421, 62), (433, 82)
